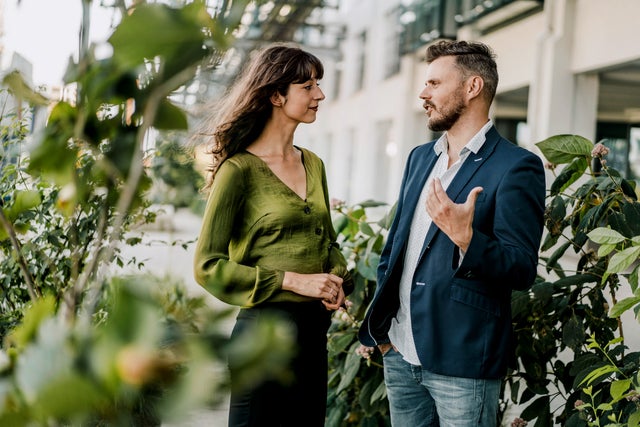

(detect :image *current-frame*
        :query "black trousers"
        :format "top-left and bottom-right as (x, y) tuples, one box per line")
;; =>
(228, 301), (331, 427)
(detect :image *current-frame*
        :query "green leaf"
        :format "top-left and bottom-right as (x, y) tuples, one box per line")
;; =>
(358, 199), (387, 209)
(109, 3), (212, 71)
(628, 410), (640, 427)
(328, 332), (356, 355)
(336, 343), (362, 395)
(154, 99), (188, 130)
(6, 296), (57, 349)
(549, 157), (588, 195)
(607, 246), (640, 274)
(609, 378), (631, 401)
(580, 365), (619, 386)
(27, 102), (78, 186)
(521, 395), (550, 421)
(546, 241), (571, 270)
(553, 274), (599, 289)
(359, 221), (375, 237)
(609, 295), (640, 318)
(562, 315), (585, 351)
(630, 265), (639, 292)
(2, 70), (49, 106)
(623, 203), (640, 234)
(598, 244), (617, 257)
(370, 379), (387, 403)
(536, 134), (593, 164)
(588, 228), (626, 245)
(5, 190), (42, 221)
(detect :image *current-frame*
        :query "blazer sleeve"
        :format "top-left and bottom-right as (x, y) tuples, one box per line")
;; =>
(459, 151), (545, 291)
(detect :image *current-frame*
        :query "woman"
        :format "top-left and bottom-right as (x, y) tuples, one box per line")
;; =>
(193, 43), (352, 427)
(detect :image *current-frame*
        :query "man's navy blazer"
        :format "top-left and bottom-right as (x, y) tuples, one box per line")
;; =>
(358, 126), (546, 379)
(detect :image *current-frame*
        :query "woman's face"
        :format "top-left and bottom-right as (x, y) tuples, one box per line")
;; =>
(278, 75), (326, 124)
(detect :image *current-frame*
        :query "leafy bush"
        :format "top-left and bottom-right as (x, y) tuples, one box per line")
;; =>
(327, 200), (393, 426)
(325, 136), (640, 427)
(0, 1), (294, 424)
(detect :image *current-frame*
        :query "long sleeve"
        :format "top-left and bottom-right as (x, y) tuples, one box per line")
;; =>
(193, 160), (284, 307)
(458, 151), (546, 290)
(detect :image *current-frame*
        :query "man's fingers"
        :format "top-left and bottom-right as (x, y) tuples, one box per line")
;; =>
(466, 186), (484, 206)
(431, 178), (450, 204)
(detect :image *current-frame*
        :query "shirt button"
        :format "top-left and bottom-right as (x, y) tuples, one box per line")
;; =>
(315, 228), (322, 235)
(304, 206), (311, 214)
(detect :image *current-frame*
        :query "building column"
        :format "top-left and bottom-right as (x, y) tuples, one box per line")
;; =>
(527, 0), (595, 146)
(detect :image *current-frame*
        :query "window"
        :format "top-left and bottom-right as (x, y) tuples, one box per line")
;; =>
(355, 31), (367, 91)
(596, 123), (640, 181)
(384, 8), (401, 78)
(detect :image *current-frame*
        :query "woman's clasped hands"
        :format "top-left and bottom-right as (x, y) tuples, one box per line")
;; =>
(282, 272), (345, 310)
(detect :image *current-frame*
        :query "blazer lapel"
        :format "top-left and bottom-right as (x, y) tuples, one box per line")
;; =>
(418, 127), (501, 259)
(394, 147), (438, 249)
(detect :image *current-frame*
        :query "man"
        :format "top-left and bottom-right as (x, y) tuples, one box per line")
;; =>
(358, 40), (546, 426)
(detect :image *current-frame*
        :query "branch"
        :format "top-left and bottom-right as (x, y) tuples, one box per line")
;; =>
(0, 208), (41, 301)
(79, 63), (201, 316)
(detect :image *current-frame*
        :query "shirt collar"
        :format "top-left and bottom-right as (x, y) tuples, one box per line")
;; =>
(433, 119), (494, 156)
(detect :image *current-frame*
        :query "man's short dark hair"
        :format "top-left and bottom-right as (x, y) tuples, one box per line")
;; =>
(426, 40), (499, 104)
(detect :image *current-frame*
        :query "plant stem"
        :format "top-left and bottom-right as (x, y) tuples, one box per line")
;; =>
(0, 208), (41, 300)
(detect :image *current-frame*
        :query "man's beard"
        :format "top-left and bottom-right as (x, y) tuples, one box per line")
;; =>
(427, 91), (466, 132)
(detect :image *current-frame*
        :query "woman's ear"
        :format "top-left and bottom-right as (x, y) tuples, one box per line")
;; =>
(270, 92), (285, 107)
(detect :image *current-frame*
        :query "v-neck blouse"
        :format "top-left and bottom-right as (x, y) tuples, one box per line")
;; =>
(194, 147), (350, 308)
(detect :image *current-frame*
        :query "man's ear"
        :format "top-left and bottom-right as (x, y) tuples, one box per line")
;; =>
(466, 76), (484, 100)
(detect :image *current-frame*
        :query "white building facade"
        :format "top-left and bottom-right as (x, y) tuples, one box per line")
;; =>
(297, 0), (640, 206)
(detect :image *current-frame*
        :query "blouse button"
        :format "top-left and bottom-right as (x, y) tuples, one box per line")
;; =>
(304, 206), (311, 214)
(315, 228), (322, 235)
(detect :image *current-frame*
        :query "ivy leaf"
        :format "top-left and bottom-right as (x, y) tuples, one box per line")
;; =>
(536, 134), (593, 165)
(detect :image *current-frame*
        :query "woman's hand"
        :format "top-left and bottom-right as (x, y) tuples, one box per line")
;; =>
(282, 272), (344, 308)
(321, 286), (345, 311)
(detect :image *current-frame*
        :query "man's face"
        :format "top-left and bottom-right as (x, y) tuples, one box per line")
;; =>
(419, 56), (467, 132)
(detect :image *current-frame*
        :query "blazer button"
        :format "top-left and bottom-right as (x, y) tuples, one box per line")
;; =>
(315, 228), (322, 235)
(304, 206), (311, 214)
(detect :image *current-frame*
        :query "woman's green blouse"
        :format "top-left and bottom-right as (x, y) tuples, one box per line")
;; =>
(194, 147), (351, 308)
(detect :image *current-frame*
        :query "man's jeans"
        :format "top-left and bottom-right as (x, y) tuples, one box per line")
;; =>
(383, 348), (501, 426)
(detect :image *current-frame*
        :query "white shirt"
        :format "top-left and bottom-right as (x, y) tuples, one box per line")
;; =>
(388, 120), (493, 365)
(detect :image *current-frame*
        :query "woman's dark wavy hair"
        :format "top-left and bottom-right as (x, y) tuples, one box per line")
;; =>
(197, 43), (324, 190)
(426, 40), (498, 105)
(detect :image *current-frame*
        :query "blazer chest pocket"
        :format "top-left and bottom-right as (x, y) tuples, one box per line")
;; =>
(450, 280), (501, 317)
